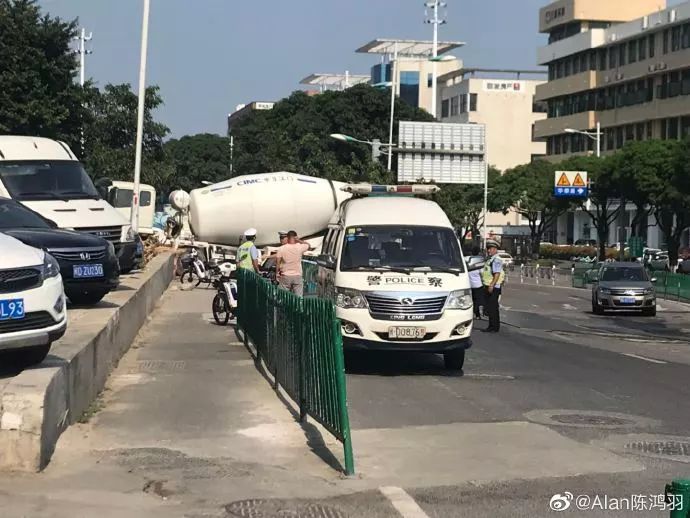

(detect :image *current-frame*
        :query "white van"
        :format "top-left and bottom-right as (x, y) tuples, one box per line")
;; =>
(109, 180), (156, 236)
(0, 136), (138, 272)
(315, 185), (481, 371)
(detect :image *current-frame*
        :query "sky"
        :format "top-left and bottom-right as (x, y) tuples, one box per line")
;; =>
(34, 1), (601, 137)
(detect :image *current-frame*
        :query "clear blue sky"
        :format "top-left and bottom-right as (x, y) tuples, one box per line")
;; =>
(38, 0), (563, 137)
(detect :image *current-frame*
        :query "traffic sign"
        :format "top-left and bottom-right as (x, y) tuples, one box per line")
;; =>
(554, 171), (588, 198)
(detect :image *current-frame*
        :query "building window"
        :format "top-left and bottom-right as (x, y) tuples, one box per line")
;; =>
(661, 118), (668, 139)
(618, 44), (626, 66)
(616, 127), (624, 148)
(681, 116), (690, 138)
(649, 34), (656, 57)
(460, 94), (468, 113)
(683, 23), (690, 49)
(663, 29), (669, 54)
(469, 93), (478, 112)
(533, 100), (548, 113)
(399, 71), (420, 108)
(606, 128), (615, 150)
(598, 49), (607, 71)
(668, 117), (679, 139)
(639, 37), (647, 60)
(646, 121), (653, 139)
(628, 40), (637, 63)
(672, 25), (682, 52)
(441, 99), (450, 118)
(636, 123), (644, 140)
(609, 46), (617, 69)
(427, 73), (433, 88)
(450, 96), (459, 116)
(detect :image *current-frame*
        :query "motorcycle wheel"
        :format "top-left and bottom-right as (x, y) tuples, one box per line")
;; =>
(180, 269), (198, 290)
(212, 293), (231, 325)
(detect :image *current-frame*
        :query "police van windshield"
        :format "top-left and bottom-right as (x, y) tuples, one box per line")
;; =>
(340, 225), (464, 273)
(0, 160), (100, 201)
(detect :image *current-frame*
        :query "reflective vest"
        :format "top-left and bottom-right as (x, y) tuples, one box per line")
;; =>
(237, 241), (256, 270)
(481, 255), (505, 286)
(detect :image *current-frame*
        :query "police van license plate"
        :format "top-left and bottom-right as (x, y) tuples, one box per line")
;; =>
(388, 326), (426, 340)
(73, 264), (104, 278)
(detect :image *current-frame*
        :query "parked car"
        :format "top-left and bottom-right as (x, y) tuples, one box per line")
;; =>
(0, 197), (120, 305)
(0, 233), (67, 366)
(591, 262), (656, 316)
(497, 251), (514, 267)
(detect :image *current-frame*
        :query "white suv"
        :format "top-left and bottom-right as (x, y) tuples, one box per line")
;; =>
(0, 233), (67, 366)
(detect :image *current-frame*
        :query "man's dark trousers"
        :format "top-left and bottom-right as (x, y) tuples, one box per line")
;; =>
(484, 286), (502, 331)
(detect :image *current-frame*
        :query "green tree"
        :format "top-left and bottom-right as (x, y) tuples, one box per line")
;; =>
(82, 84), (171, 189)
(231, 85), (434, 182)
(500, 160), (570, 256)
(163, 133), (233, 192)
(0, 0), (85, 149)
(561, 155), (618, 260)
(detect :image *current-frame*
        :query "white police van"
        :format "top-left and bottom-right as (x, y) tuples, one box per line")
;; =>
(315, 184), (483, 371)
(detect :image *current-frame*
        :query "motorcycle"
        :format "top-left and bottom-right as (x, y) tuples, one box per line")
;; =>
(212, 263), (238, 325)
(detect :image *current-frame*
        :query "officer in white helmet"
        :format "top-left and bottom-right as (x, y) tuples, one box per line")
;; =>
(237, 228), (261, 274)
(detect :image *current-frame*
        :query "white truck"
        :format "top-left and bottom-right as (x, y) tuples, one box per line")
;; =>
(108, 180), (157, 236)
(0, 136), (139, 273)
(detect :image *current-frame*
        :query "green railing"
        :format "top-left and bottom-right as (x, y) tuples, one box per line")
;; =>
(649, 271), (690, 302)
(302, 259), (319, 297)
(236, 268), (354, 475)
(572, 263), (599, 288)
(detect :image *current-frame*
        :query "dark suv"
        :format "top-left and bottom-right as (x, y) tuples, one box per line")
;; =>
(0, 197), (120, 305)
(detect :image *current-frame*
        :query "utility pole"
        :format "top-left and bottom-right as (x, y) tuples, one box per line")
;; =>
(387, 41), (398, 172)
(230, 135), (234, 175)
(132, 0), (151, 234)
(74, 28), (92, 157)
(425, 1), (446, 119)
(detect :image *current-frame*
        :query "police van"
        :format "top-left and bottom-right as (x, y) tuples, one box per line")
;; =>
(315, 184), (483, 371)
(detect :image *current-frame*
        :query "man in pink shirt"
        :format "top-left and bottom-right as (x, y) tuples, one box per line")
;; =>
(276, 230), (312, 296)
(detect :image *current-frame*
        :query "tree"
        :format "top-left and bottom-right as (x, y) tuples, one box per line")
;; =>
(82, 84), (171, 189)
(500, 160), (570, 256)
(164, 134), (233, 192)
(561, 155), (618, 260)
(431, 167), (506, 244)
(0, 0), (85, 149)
(231, 85), (434, 182)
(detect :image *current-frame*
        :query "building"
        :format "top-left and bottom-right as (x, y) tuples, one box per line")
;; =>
(356, 39), (465, 114)
(299, 73), (370, 92)
(437, 69), (548, 233)
(227, 101), (275, 135)
(535, 0), (690, 247)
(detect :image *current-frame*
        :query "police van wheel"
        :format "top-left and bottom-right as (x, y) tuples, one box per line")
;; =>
(444, 349), (465, 371)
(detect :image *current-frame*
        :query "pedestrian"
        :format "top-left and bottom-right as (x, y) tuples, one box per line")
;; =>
(468, 245), (485, 319)
(481, 239), (505, 333)
(237, 228), (261, 274)
(276, 230), (312, 296)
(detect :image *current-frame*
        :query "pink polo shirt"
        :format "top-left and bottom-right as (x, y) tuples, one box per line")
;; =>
(277, 243), (310, 276)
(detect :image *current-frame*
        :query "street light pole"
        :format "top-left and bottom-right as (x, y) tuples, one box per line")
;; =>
(425, 1), (446, 119)
(131, 0), (151, 234)
(387, 42), (398, 172)
(595, 121), (601, 158)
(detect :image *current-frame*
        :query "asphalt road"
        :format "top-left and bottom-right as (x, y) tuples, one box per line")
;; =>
(1, 282), (689, 518)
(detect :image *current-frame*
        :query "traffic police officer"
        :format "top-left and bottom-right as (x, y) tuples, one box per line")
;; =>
(237, 228), (261, 274)
(481, 240), (505, 332)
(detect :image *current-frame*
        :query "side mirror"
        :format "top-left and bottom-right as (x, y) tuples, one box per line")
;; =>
(107, 186), (119, 206)
(651, 277), (658, 283)
(317, 254), (336, 270)
(466, 257), (485, 272)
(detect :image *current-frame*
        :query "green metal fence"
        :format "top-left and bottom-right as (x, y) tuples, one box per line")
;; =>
(302, 259), (319, 297)
(572, 263), (599, 288)
(236, 268), (354, 475)
(649, 271), (690, 302)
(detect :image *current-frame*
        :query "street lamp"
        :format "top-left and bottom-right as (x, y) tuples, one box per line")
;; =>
(330, 133), (392, 161)
(428, 54), (456, 62)
(565, 122), (602, 158)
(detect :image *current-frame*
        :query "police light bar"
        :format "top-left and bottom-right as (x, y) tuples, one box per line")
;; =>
(341, 184), (440, 195)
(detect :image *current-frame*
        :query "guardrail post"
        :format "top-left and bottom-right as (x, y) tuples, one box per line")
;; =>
(332, 318), (355, 476)
(520, 264), (524, 284)
(536, 263), (540, 285)
(552, 265), (556, 286)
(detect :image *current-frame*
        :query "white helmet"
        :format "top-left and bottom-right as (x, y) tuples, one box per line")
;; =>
(244, 228), (257, 237)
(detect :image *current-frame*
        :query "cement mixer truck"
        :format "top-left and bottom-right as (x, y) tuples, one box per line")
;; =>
(170, 172), (351, 252)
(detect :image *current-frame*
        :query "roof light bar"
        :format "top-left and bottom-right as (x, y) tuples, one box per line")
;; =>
(341, 184), (441, 195)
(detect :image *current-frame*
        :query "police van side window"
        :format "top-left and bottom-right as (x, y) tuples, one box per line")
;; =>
(329, 228), (343, 258)
(323, 228), (336, 257)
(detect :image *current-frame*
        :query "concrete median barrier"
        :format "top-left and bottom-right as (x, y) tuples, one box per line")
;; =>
(0, 253), (174, 472)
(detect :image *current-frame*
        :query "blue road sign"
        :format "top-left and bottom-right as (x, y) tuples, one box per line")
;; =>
(554, 187), (588, 198)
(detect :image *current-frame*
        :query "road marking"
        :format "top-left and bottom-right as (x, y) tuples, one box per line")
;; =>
(563, 304), (578, 310)
(622, 353), (667, 364)
(379, 487), (430, 518)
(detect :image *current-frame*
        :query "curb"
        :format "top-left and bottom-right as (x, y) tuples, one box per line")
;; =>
(0, 253), (174, 472)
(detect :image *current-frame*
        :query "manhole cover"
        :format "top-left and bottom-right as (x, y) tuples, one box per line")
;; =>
(552, 414), (631, 426)
(626, 441), (690, 456)
(524, 409), (659, 429)
(225, 499), (347, 518)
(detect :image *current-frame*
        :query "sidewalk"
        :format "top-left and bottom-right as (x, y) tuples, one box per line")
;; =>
(0, 286), (346, 517)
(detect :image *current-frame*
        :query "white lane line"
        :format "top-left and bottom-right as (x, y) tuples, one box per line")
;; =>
(379, 486), (431, 518)
(622, 353), (667, 364)
(563, 304), (578, 310)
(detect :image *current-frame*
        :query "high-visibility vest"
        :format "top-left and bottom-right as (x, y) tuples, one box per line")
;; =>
(481, 255), (505, 286)
(237, 241), (256, 270)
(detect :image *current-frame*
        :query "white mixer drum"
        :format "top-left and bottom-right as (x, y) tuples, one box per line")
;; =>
(169, 190), (191, 211)
(188, 172), (350, 246)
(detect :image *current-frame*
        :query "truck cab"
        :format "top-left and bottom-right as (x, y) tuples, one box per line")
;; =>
(0, 136), (138, 273)
(108, 180), (156, 236)
(315, 184), (480, 371)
